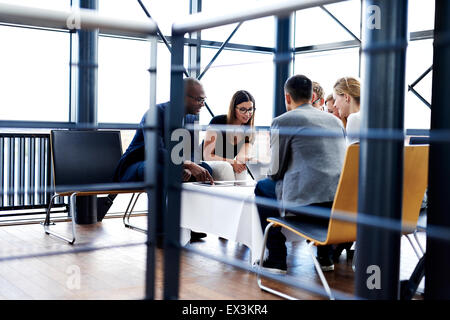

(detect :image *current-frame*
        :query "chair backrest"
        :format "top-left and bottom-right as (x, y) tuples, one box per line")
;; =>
(50, 130), (122, 192)
(324, 144), (429, 244)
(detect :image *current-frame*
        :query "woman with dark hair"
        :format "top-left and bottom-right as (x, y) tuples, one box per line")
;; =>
(203, 90), (256, 178)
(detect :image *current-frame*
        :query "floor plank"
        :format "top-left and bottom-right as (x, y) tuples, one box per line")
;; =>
(0, 217), (424, 300)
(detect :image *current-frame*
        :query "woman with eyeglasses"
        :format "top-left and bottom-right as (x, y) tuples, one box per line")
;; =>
(203, 90), (256, 178)
(333, 77), (361, 145)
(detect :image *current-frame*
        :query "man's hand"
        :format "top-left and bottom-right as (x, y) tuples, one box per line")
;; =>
(182, 168), (192, 182)
(184, 161), (214, 184)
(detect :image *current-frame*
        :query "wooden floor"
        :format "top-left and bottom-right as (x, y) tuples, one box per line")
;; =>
(0, 216), (425, 300)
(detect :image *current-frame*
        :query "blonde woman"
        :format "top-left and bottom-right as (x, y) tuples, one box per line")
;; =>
(203, 90), (255, 180)
(333, 77), (361, 145)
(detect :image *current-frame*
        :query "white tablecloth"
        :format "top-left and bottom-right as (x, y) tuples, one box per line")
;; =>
(180, 182), (297, 265)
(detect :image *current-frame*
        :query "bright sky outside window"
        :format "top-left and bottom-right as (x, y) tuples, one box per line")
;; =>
(0, 25), (69, 122)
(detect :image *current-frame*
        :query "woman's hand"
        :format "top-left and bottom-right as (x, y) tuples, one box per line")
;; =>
(231, 159), (247, 174)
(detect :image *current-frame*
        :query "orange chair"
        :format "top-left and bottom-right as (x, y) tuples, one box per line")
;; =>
(257, 144), (429, 299)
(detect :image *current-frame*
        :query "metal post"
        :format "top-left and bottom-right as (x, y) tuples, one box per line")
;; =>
(8, 138), (15, 206)
(28, 138), (36, 206)
(0, 137), (4, 207)
(18, 137), (25, 206)
(356, 0), (408, 299)
(425, 0), (450, 300)
(188, 0), (202, 78)
(163, 31), (185, 300)
(273, 14), (293, 118)
(145, 37), (158, 300)
(75, 0), (98, 224)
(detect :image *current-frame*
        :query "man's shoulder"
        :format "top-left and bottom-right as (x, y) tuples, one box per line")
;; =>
(157, 101), (170, 112)
(209, 114), (227, 125)
(272, 109), (307, 126)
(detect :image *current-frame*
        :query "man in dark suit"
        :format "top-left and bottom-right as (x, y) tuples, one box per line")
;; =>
(99, 78), (213, 241)
(113, 77), (213, 184)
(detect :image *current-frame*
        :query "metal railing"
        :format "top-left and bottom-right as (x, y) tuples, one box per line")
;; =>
(0, 133), (67, 216)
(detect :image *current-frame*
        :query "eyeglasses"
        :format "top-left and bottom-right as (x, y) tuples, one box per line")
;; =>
(236, 107), (256, 114)
(187, 94), (206, 103)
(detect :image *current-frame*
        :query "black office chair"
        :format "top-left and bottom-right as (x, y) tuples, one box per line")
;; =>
(43, 130), (145, 244)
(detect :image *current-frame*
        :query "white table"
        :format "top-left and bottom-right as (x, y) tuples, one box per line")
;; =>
(180, 182), (297, 265)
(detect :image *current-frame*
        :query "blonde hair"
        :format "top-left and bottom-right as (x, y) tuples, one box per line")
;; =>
(312, 82), (325, 100)
(325, 94), (334, 103)
(333, 77), (360, 105)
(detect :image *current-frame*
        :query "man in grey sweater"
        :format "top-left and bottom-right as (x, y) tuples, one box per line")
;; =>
(255, 74), (346, 273)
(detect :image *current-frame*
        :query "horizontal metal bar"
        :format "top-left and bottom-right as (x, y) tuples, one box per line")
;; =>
(0, 241), (146, 263)
(406, 129), (429, 136)
(0, 121), (143, 130)
(183, 245), (358, 300)
(54, 182), (151, 194)
(0, 3), (157, 37)
(295, 39), (359, 53)
(173, 0), (348, 34)
(0, 205), (66, 213)
(181, 184), (450, 243)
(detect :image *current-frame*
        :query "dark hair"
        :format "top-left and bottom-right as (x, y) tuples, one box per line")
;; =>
(227, 90), (255, 143)
(227, 90), (256, 127)
(284, 74), (313, 102)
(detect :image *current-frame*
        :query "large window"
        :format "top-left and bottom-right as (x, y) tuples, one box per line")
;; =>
(294, 47), (360, 102)
(199, 49), (274, 126)
(98, 0), (190, 123)
(202, 0), (274, 48)
(0, 26), (70, 122)
(98, 37), (150, 124)
(404, 39), (433, 129)
(0, 0), (436, 130)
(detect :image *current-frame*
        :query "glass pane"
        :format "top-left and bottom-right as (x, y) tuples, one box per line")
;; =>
(99, 0), (152, 23)
(201, 0), (274, 47)
(98, 37), (150, 123)
(0, 26), (70, 121)
(0, 0), (70, 10)
(100, 0), (190, 37)
(404, 39), (433, 129)
(294, 48), (360, 101)
(408, 0), (435, 32)
(295, 7), (355, 48)
(323, 0), (361, 39)
(199, 48), (274, 127)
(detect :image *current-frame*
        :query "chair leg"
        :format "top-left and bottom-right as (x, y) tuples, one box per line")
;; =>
(256, 222), (296, 300)
(123, 192), (147, 234)
(307, 242), (334, 300)
(405, 234), (422, 259)
(122, 193), (136, 226)
(42, 192), (77, 244)
(413, 231), (425, 255)
(42, 193), (59, 227)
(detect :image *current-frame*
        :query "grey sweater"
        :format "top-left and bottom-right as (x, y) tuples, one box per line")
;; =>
(268, 104), (346, 209)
